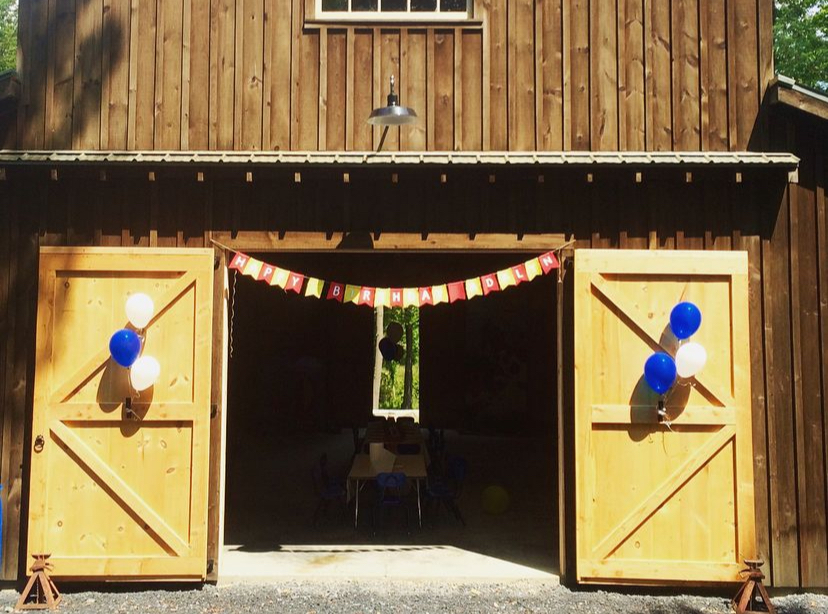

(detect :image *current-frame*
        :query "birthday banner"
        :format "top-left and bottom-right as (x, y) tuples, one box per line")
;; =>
(228, 250), (559, 308)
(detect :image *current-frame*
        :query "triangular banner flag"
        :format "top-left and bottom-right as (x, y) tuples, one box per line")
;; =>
(539, 251), (560, 273)
(432, 284), (448, 304)
(326, 282), (344, 302)
(272, 267), (290, 289)
(357, 287), (376, 306)
(403, 288), (419, 307)
(419, 287), (434, 306)
(344, 284), (360, 303)
(390, 288), (404, 307)
(305, 278), (324, 298)
(229, 252), (250, 271)
(448, 281), (466, 303)
(511, 263), (528, 285)
(286, 272), (305, 293)
(481, 273), (499, 295)
(242, 258), (263, 278)
(257, 264), (276, 284)
(375, 288), (391, 307)
(524, 258), (542, 280)
(465, 278), (483, 299)
(496, 268), (516, 289)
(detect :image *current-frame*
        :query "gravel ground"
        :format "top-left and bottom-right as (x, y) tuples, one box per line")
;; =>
(1, 581), (826, 614)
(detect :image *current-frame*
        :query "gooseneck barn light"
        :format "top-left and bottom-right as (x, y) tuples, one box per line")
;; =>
(367, 75), (418, 152)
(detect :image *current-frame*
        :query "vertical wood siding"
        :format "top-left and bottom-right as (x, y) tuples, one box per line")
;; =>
(14, 0), (772, 152)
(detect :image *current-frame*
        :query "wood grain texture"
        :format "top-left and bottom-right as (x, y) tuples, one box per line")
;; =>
(16, 0), (773, 153)
(433, 30), (454, 150)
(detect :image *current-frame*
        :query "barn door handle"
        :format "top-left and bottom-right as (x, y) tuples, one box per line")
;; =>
(33, 435), (45, 452)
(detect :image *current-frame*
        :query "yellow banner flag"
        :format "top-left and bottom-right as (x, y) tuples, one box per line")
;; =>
(241, 258), (263, 278)
(304, 277), (324, 298)
(344, 284), (360, 303)
(272, 267), (290, 288)
(465, 277), (483, 299)
(432, 284), (448, 304)
(403, 288), (419, 307)
(375, 288), (391, 307)
(496, 268), (516, 289)
(524, 258), (542, 280)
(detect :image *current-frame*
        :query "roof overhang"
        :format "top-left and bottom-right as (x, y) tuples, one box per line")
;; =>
(0, 149), (800, 170)
(769, 76), (828, 123)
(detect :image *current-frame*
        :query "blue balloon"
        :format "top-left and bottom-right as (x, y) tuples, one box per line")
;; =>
(109, 329), (142, 367)
(644, 352), (677, 395)
(670, 302), (702, 340)
(378, 337), (396, 361)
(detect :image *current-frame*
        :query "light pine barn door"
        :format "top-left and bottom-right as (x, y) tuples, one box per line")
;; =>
(573, 250), (756, 584)
(27, 248), (214, 579)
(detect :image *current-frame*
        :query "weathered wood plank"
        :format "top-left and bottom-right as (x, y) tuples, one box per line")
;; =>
(731, 0), (758, 150)
(101, 0), (131, 149)
(539, 0), (563, 150)
(402, 29), (427, 151)
(49, 0), (76, 149)
(132, 0), (157, 149)
(461, 30), (482, 151)
(590, 0), (617, 151)
(240, 0), (264, 150)
(488, 0), (507, 149)
(73, 0), (103, 149)
(510, 0), (535, 149)
(618, 0), (644, 150)
(433, 30), (454, 151)
(263, 0), (291, 150)
(672, 0), (700, 150)
(326, 29), (347, 151)
(185, 0), (210, 149)
(352, 30), (373, 151)
(154, 0), (184, 149)
(210, 0), (235, 150)
(567, 0), (589, 150)
(19, 0), (49, 148)
(380, 30), (401, 151)
(645, 0), (672, 151)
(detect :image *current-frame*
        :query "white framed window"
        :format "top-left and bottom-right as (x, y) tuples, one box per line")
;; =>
(315, 0), (472, 22)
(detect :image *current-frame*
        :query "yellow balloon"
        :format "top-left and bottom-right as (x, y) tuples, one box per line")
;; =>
(482, 485), (510, 515)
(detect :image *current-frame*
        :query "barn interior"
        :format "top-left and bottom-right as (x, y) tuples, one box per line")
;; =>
(222, 252), (560, 580)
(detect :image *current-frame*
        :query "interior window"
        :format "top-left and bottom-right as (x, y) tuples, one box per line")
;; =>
(317, 0), (470, 20)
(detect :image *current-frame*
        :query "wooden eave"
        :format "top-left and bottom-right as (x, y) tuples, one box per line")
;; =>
(768, 76), (828, 123)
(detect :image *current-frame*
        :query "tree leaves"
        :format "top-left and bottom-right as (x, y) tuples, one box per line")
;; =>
(774, 0), (828, 93)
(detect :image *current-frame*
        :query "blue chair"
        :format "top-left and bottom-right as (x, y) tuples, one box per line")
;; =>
(311, 453), (346, 526)
(373, 472), (410, 534)
(426, 456), (467, 526)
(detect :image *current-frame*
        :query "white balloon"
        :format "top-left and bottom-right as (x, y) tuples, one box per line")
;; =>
(130, 356), (161, 391)
(125, 293), (155, 329)
(675, 342), (707, 378)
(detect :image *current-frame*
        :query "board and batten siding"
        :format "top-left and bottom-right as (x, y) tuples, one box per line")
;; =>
(13, 0), (772, 152)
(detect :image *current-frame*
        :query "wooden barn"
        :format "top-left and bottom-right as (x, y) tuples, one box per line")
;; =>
(0, 0), (826, 590)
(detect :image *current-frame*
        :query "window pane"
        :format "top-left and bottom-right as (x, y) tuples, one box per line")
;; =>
(382, 0), (407, 10)
(411, 0), (436, 11)
(352, 0), (378, 10)
(321, 0), (347, 10)
(440, 0), (466, 10)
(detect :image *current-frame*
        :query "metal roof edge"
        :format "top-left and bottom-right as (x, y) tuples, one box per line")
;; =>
(0, 150), (801, 167)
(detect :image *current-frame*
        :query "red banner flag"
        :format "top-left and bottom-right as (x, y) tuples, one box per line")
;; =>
(419, 287), (434, 306)
(357, 287), (376, 306)
(390, 288), (404, 307)
(447, 281), (466, 303)
(481, 273), (500, 295)
(229, 252), (249, 271)
(257, 264), (276, 284)
(539, 251), (559, 273)
(286, 272), (305, 293)
(511, 263), (528, 285)
(326, 282), (344, 302)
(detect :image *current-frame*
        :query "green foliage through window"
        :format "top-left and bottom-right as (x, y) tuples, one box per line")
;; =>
(378, 307), (419, 410)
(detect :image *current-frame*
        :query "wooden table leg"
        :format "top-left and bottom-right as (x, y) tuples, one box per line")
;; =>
(416, 479), (422, 528)
(354, 479), (360, 529)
